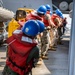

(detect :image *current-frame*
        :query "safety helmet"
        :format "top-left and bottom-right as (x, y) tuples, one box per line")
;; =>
(22, 20), (40, 36)
(45, 4), (51, 11)
(36, 20), (45, 33)
(37, 5), (47, 15)
(50, 11), (53, 15)
(60, 15), (64, 19)
(55, 9), (64, 18)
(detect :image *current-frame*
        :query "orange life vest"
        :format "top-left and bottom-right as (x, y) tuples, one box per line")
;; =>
(51, 14), (60, 26)
(26, 12), (42, 21)
(43, 11), (50, 27)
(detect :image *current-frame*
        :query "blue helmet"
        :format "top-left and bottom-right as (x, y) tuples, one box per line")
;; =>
(45, 4), (51, 11)
(22, 20), (40, 36)
(60, 15), (64, 19)
(37, 5), (47, 15)
(36, 20), (45, 33)
(55, 9), (63, 18)
(50, 11), (53, 15)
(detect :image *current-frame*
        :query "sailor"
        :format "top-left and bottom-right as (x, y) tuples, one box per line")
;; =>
(25, 5), (47, 63)
(53, 9), (64, 44)
(2, 20), (45, 75)
(41, 4), (56, 59)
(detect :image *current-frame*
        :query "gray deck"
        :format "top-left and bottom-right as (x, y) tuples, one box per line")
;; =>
(43, 36), (69, 75)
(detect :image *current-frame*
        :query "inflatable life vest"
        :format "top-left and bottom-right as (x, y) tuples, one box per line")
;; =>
(51, 14), (60, 26)
(26, 12), (42, 21)
(43, 11), (50, 27)
(6, 30), (37, 75)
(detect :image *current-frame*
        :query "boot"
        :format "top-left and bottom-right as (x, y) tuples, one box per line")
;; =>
(49, 46), (56, 51)
(41, 55), (49, 60)
(36, 61), (43, 65)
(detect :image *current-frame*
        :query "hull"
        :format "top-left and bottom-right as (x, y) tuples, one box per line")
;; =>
(2, 0), (53, 13)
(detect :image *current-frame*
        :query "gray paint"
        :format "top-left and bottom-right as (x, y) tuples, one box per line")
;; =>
(2, 0), (52, 13)
(69, 0), (75, 75)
